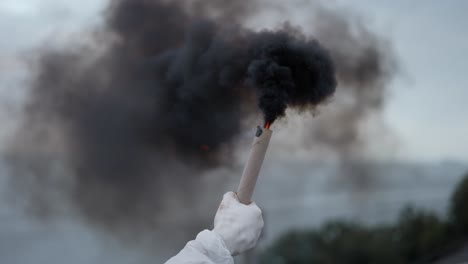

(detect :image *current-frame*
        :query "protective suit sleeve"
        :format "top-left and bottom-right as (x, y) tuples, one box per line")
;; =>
(164, 229), (233, 264)
(164, 192), (263, 263)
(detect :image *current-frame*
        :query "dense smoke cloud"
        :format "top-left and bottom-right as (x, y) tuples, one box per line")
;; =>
(4, 0), (396, 240)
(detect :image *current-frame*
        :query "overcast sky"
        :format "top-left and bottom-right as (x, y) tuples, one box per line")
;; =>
(0, 0), (467, 163)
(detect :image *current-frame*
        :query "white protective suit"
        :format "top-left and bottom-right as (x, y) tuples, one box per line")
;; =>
(165, 192), (264, 264)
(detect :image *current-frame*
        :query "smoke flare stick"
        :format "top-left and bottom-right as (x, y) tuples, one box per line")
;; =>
(237, 125), (272, 204)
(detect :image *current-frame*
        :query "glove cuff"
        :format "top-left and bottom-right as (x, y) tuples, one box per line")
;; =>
(195, 230), (234, 263)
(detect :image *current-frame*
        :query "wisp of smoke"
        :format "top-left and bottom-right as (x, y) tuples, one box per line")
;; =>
(306, 4), (398, 190)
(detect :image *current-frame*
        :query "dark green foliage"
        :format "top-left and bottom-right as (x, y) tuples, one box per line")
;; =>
(395, 207), (450, 262)
(449, 172), (468, 235)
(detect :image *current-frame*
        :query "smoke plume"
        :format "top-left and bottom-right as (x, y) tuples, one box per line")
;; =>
(4, 0), (396, 242)
(248, 29), (336, 124)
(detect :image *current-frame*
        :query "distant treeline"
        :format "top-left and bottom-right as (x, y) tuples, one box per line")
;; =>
(260, 172), (468, 264)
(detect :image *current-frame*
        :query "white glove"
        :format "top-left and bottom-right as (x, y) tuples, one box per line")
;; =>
(212, 192), (264, 255)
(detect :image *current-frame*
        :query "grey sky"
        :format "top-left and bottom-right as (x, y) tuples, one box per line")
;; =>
(353, 0), (468, 162)
(0, 0), (467, 162)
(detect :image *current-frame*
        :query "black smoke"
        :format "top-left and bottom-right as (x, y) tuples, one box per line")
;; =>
(5, 0), (335, 233)
(4, 0), (397, 244)
(248, 29), (336, 124)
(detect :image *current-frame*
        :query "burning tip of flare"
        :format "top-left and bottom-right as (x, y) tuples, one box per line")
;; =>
(264, 122), (271, 129)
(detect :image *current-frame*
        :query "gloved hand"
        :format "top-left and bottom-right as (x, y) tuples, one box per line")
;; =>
(212, 192), (264, 256)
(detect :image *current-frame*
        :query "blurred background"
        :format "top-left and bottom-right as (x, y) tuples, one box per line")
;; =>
(0, 0), (467, 263)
